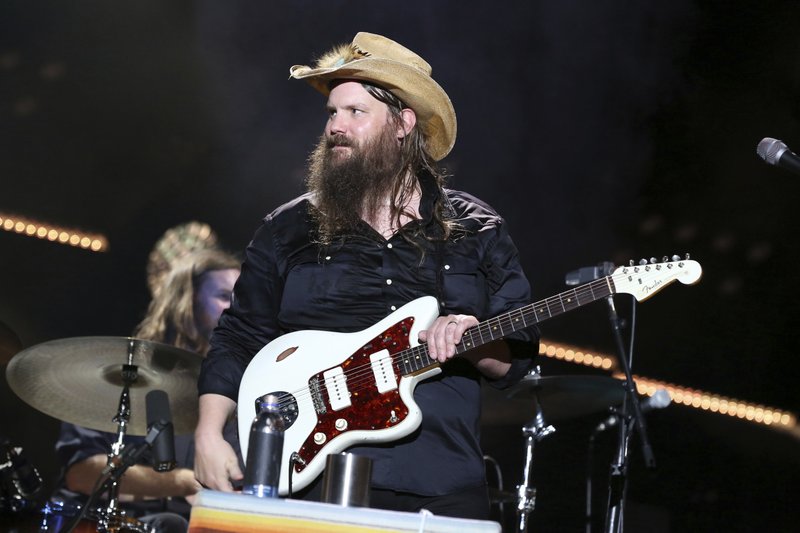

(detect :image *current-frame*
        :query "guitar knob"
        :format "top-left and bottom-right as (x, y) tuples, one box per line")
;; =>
(335, 418), (348, 431)
(314, 432), (327, 445)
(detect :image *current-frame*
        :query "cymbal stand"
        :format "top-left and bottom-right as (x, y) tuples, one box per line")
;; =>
(97, 358), (140, 532)
(514, 369), (555, 533)
(57, 349), (148, 533)
(602, 295), (655, 533)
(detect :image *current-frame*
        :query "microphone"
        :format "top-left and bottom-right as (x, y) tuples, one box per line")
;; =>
(565, 261), (615, 286)
(594, 388), (671, 433)
(145, 389), (176, 472)
(756, 137), (800, 175)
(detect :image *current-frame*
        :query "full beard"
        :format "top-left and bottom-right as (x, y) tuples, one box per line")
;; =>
(306, 122), (406, 239)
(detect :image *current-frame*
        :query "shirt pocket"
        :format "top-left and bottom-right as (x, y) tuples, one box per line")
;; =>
(419, 253), (489, 318)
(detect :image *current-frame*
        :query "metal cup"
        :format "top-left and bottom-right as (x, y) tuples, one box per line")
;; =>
(320, 452), (373, 507)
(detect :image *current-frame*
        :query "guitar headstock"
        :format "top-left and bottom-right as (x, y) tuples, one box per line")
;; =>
(612, 255), (702, 302)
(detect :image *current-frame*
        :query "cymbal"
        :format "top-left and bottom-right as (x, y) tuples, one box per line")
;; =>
(482, 374), (627, 425)
(5, 336), (203, 435)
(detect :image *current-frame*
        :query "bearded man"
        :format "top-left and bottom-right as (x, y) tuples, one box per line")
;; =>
(195, 32), (539, 519)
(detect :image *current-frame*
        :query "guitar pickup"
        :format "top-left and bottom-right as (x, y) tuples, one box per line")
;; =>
(370, 350), (398, 394)
(323, 367), (351, 411)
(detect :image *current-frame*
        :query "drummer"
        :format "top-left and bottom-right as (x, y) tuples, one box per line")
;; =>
(51, 249), (241, 532)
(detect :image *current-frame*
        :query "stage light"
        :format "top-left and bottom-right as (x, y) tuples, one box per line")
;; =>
(539, 339), (797, 432)
(539, 341), (616, 371)
(0, 211), (108, 252)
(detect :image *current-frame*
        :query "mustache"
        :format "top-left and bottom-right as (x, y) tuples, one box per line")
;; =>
(326, 134), (354, 148)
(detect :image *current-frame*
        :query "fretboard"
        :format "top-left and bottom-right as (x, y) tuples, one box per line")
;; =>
(396, 276), (616, 376)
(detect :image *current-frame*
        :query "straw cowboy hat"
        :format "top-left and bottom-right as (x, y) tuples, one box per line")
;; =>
(289, 32), (457, 161)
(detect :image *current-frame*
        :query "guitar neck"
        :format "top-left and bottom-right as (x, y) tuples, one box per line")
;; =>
(398, 276), (616, 376)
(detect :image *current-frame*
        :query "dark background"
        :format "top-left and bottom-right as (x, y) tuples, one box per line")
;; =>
(2, 1), (799, 531)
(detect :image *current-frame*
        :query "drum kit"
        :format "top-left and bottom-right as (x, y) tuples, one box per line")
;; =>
(2, 335), (203, 533)
(2, 331), (632, 533)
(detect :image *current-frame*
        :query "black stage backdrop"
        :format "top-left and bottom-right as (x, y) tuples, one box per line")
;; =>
(1, 1), (799, 531)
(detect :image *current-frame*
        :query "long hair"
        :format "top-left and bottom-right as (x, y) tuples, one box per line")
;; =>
(134, 249), (240, 356)
(362, 83), (454, 243)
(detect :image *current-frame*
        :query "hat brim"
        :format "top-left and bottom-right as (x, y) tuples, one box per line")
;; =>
(291, 58), (456, 161)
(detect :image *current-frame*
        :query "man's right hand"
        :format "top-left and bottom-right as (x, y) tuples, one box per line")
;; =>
(194, 393), (241, 491)
(194, 432), (242, 491)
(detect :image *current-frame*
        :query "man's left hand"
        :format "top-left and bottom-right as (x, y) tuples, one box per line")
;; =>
(418, 314), (478, 363)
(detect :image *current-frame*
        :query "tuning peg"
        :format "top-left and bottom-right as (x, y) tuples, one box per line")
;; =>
(685, 253), (691, 260)
(629, 259), (635, 267)
(650, 257), (657, 264)
(662, 256), (669, 262)
(671, 254), (681, 261)
(639, 258), (648, 266)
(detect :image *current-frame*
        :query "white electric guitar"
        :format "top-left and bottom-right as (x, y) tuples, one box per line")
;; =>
(238, 256), (702, 495)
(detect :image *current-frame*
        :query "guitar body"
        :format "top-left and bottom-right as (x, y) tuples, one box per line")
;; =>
(237, 296), (441, 496)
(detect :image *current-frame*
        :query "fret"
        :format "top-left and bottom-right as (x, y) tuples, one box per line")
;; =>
(420, 348), (430, 370)
(545, 297), (560, 317)
(518, 307), (528, 328)
(561, 289), (581, 312)
(476, 322), (486, 345)
(496, 317), (506, 337)
(535, 301), (551, 320)
(488, 321), (498, 339)
(510, 308), (525, 332)
(557, 293), (567, 313)
(422, 348), (434, 369)
(462, 329), (476, 351)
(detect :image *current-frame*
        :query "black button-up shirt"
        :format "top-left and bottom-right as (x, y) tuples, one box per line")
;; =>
(200, 178), (538, 495)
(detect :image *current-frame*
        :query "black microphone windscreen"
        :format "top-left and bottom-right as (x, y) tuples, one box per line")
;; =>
(145, 389), (176, 472)
(146, 389), (171, 427)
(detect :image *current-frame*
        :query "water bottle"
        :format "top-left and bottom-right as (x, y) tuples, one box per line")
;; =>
(242, 393), (284, 498)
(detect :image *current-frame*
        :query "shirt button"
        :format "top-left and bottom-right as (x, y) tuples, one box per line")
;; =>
(386, 279), (392, 285)
(387, 243), (393, 249)
(325, 256), (331, 261)
(444, 264), (450, 270)
(390, 305), (397, 311)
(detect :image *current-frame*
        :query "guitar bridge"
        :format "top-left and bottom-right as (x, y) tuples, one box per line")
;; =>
(309, 376), (327, 415)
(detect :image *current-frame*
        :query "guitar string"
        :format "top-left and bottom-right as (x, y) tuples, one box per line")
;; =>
(272, 272), (616, 404)
(267, 271), (622, 409)
(266, 265), (690, 412)
(267, 270), (627, 409)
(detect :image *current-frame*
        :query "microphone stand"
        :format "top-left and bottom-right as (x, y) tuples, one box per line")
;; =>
(603, 293), (656, 533)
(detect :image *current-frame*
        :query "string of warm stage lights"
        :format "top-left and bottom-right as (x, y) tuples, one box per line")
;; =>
(539, 341), (797, 431)
(0, 211), (108, 252)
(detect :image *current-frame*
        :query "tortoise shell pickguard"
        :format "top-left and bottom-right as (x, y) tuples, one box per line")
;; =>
(294, 317), (416, 472)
